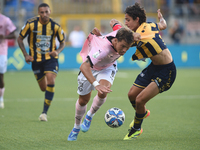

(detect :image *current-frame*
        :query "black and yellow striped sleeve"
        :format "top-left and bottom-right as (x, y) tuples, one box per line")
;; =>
(19, 22), (30, 39)
(56, 26), (65, 43)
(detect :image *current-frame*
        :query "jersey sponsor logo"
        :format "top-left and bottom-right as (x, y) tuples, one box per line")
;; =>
(32, 30), (41, 33)
(36, 35), (51, 52)
(92, 50), (101, 59)
(36, 35), (51, 41)
(36, 49), (50, 54)
(36, 41), (50, 51)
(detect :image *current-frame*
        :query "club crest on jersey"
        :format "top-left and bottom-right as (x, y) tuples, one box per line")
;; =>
(49, 30), (53, 35)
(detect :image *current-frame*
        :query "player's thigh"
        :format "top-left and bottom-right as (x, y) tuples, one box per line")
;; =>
(99, 79), (111, 88)
(38, 77), (47, 91)
(136, 82), (159, 104)
(128, 85), (143, 100)
(44, 58), (58, 85)
(46, 73), (56, 85)
(32, 62), (46, 91)
(77, 72), (95, 96)
(96, 65), (117, 85)
(44, 58), (59, 75)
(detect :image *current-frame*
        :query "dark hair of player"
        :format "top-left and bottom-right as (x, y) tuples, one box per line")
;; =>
(125, 2), (146, 25)
(38, 3), (50, 10)
(116, 28), (134, 45)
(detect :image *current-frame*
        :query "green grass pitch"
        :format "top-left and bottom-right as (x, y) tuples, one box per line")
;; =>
(0, 68), (200, 150)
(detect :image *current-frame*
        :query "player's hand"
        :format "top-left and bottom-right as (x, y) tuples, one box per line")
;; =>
(133, 32), (141, 41)
(49, 51), (58, 58)
(92, 27), (102, 36)
(157, 9), (163, 21)
(25, 55), (33, 64)
(157, 9), (167, 30)
(95, 85), (112, 94)
(110, 19), (120, 28)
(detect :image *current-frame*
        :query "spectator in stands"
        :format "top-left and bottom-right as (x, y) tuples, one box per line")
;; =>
(160, 0), (170, 18)
(175, 0), (199, 16)
(69, 25), (86, 48)
(169, 19), (184, 44)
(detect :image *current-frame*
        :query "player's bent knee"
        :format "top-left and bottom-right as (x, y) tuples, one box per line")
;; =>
(78, 98), (89, 106)
(98, 93), (107, 99)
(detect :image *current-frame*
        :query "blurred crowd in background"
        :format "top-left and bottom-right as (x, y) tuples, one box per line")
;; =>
(1, 0), (200, 47)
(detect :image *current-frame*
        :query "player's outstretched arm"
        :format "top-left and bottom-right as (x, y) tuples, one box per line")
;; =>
(157, 9), (167, 30)
(80, 59), (112, 94)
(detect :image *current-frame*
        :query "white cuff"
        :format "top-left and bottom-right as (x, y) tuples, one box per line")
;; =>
(92, 81), (100, 87)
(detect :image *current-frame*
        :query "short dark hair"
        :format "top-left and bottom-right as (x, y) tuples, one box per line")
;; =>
(116, 28), (134, 45)
(125, 2), (146, 25)
(38, 3), (50, 10)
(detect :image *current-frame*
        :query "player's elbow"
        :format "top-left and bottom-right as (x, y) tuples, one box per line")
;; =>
(162, 23), (167, 30)
(80, 61), (91, 72)
(17, 36), (23, 43)
(80, 63), (86, 72)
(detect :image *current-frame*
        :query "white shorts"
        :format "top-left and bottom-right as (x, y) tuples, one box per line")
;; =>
(0, 55), (7, 74)
(77, 64), (118, 95)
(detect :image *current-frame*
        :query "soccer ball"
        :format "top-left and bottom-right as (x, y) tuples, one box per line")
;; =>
(104, 107), (125, 128)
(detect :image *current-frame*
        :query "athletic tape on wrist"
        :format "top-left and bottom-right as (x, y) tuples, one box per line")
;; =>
(92, 81), (100, 87)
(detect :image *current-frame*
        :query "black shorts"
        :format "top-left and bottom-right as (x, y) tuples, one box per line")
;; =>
(133, 61), (176, 93)
(32, 58), (59, 81)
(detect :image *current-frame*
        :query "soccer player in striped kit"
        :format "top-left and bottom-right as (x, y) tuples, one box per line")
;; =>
(17, 3), (65, 121)
(110, 3), (177, 140)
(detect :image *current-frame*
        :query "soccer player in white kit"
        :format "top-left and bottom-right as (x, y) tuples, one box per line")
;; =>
(68, 27), (134, 141)
(0, 12), (16, 108)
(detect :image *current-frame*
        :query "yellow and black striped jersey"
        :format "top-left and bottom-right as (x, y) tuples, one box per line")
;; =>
(19, 17), (65, 62)
(132, 22), (167, 60)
